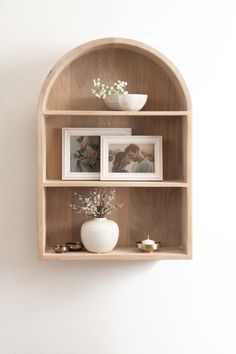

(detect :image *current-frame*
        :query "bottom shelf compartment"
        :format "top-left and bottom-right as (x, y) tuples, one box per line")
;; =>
(42, 186), (189, 260)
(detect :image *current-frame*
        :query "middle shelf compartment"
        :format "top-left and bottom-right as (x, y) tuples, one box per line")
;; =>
(45, 114), (188, 182)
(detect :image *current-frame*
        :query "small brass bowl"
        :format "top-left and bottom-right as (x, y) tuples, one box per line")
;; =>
(136, 241), (161, 253)
(65, 242), (84, 252)
(53, 245), (69, 253)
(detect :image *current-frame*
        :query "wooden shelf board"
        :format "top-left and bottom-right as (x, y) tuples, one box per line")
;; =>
(44, 110), (189, 116)
(43, 180), (188, 188)
(42, 247), (188, 261)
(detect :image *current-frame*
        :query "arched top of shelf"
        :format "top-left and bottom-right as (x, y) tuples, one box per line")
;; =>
(39, 38), (191, 112)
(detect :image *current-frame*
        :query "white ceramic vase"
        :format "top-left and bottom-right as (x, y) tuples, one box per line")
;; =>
(81, 218), (119, 253)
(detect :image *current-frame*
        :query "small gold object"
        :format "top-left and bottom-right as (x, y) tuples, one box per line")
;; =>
(53, 245), (69, 253)
(65, 242), (84, 252)
(136, 241), (161, 252)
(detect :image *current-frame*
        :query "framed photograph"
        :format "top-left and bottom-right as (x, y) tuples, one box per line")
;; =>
(101, 135), (163, 181)
(62, 128), (132, 180)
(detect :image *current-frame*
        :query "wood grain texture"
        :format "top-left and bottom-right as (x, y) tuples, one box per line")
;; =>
(43, 180), (188, 187)
(40, 38), (191, 112)
(46, 188), (72, 247)
(47, 48), (187, 111)
(47, 65), (71, 109)
(37, 38), (192, 261)
(44, 110), (189, 116)
(45, 115), (186, 181)
(42, 247), (189, 261)
(45, 187), (185, 249)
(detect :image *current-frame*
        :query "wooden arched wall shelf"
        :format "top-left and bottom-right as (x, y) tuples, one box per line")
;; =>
(38, 38), (192, 260)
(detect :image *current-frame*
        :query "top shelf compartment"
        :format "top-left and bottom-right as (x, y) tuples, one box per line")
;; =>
(45, 45), (189, 111)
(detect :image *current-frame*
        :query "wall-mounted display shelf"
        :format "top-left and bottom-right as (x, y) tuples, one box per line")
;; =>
(38, 38), (192, 261)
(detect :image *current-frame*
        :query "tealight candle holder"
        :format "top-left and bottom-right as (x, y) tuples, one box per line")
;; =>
(136, 236), (161, 253)
(141, 235), (155, 246)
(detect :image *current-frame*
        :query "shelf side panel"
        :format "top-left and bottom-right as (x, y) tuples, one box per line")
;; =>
(47, 65), (72, 110)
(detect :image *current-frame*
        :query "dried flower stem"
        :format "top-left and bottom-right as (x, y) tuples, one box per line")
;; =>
(69, 188), (123, 218)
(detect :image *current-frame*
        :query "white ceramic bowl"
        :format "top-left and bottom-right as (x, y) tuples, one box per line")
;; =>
(103, 94), (148, 111)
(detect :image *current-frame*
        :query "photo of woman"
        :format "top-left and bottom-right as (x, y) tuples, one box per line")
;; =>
(112, 151), (130, 172)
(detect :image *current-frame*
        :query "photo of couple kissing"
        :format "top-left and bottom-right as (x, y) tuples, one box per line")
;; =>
(111, 144), (154, 173)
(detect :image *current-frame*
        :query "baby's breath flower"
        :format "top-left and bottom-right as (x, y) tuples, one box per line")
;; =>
(91, 78), (128, 99)
(69, 188), (123, 218)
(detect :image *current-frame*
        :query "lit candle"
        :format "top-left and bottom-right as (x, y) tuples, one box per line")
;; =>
(142, 235), (155, 246)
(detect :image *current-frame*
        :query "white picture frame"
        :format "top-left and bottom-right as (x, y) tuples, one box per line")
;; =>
(62, 128), (132, 180)
(101, 135), (163, 181)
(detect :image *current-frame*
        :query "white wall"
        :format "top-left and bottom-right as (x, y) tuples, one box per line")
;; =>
(1, 1), (236, 353)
